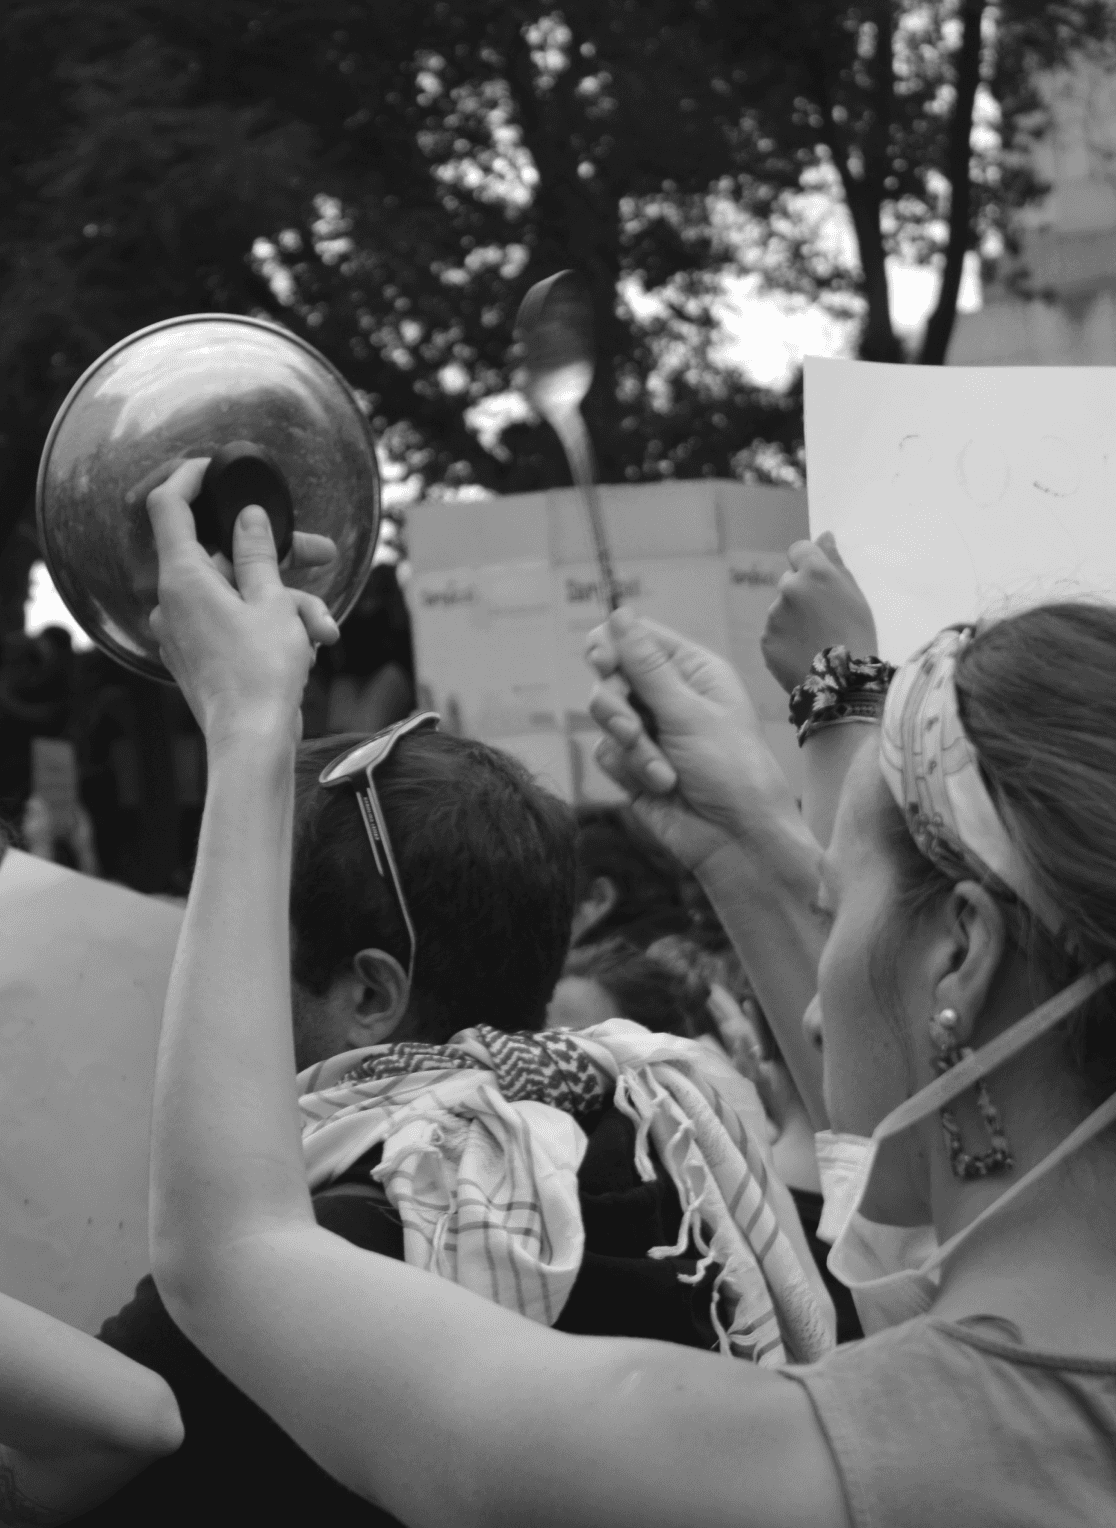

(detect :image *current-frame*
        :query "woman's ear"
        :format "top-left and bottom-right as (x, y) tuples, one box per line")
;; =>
(930, 881), (1008, 1047)
(345, 949), (411, 1047)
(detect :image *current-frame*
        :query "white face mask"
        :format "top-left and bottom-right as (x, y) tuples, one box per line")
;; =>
(814, 965), (1116, 1337)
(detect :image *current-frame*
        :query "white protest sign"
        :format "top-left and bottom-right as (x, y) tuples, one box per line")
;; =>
(805, 357), (1116, 664)
(0, 852), (182, 1331)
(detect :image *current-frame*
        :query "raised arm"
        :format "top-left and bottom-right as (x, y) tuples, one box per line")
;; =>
(586, 611), (827, 1126)
(0, 1292), (181, 1523)
(144, 471), (848, 1528)
(762, 532), (881, 849)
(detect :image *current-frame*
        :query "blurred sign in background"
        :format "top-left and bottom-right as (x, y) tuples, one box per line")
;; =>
(407, 480), (808, 800)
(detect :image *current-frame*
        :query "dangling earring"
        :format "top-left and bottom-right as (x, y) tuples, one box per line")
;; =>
(929, 1007), (1014, 1180)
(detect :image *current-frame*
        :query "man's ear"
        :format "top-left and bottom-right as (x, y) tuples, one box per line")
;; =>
(345, 948), (411, 1047)
(572, 875), (619, 942)
(929, 881), (1008, 1047)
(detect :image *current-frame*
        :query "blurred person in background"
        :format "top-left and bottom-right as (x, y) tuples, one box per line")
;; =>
(548, 935), (712, 1037)
(70, 652), (144, 885)
(0, 630), (70, 823)
(571, 802), (693, 948)
(324, 563), (415, 737)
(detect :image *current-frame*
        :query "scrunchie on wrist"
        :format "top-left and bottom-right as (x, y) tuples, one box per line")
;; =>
(789, 646), (896, 747)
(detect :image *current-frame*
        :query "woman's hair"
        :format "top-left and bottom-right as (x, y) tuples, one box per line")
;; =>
(875, 602), (1116, 1107)
(291, 730), (577, 1041)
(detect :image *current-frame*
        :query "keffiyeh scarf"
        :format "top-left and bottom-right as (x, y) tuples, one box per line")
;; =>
(298, 1021), (833, 1367)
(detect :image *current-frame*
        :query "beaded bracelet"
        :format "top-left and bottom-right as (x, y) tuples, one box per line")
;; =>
(788, 645), (896, 747)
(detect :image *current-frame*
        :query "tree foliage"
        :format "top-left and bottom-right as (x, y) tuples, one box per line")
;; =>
(1, 0), (1112, 563)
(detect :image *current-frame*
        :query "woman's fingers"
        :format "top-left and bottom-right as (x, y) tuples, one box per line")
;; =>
(590, 681), (677, 793)
(286, 532), (338, 571)
(292, 592), (340, 649)
(593, 734), (651, 798)
(585, 622), (619, 679)
(815, 529), (846, 568)
(230, 506), (284, 603)
(210, 531), (338, 590)
(126, 457), (199, 509)
(147, 462), (212, 561)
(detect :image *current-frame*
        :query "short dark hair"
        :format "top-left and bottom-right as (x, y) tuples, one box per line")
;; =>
(572, 804), (691, 948)
(291, 730), (577, 1041)
(564, 936), (710, 1038)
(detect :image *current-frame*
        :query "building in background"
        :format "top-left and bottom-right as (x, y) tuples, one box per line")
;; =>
(951, 60), (1116, 365)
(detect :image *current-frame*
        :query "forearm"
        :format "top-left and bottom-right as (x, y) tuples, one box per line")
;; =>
(801, 721), (876, 850)
(0, 1294), (181, 1522)
(150, 733), (313, 1292)
(696, 819), (827, 1128)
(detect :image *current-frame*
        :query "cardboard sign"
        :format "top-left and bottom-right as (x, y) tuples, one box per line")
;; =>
(407, 480), (809, 800)
(805, 357), (1116, 664)
(0, 852), (181, 1332)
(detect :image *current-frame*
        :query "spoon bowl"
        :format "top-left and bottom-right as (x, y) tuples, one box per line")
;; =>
(516, 271), (621, 612)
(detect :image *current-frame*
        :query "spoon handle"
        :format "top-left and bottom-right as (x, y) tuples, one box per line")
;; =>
(547, 407), (623, 613)
(548, 407), (661, 746)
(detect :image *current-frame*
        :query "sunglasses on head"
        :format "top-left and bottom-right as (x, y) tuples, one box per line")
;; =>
(318, 711), (441, 988)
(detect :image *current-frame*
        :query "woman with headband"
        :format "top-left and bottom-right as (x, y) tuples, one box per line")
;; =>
(144, 469), (1116, 1528)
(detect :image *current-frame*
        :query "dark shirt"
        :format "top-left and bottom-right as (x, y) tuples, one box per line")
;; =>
(77, 1107), (715, 1525)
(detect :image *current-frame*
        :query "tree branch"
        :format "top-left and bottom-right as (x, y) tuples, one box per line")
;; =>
(805, 45), (900, 361)
(918, 0), (986, 364)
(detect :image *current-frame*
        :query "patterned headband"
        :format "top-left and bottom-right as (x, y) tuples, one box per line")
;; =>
(879, 626), (1063, 940)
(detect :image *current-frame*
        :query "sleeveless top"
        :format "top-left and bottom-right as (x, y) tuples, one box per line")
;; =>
(785, 1315), (1116, 1528)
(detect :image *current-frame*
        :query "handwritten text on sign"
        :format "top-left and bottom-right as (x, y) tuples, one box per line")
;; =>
(805, 358), (1116, 664)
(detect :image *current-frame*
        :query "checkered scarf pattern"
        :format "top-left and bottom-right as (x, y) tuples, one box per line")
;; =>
(297, 1021), (834, 1365)
(337, 1025), (604, 1118)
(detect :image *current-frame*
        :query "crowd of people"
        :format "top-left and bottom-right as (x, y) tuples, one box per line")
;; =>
(0, 458), (1114, 1526)
(0, 561), (414, 894)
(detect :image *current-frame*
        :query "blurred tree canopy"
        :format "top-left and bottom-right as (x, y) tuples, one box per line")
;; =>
(1, 0), (1112, 561)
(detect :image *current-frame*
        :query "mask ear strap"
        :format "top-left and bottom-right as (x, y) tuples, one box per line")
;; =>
(919, 1086), (1116, 1276)
(874, 964), (1114, 1144)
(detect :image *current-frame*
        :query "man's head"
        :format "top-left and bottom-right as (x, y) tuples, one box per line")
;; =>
(290, 729), (577, 1070)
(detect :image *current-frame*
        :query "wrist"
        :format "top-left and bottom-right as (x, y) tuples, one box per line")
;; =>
(696, 810), (820, 903)
(204, 727), (297, 782)
(788, 646), (894, 747)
